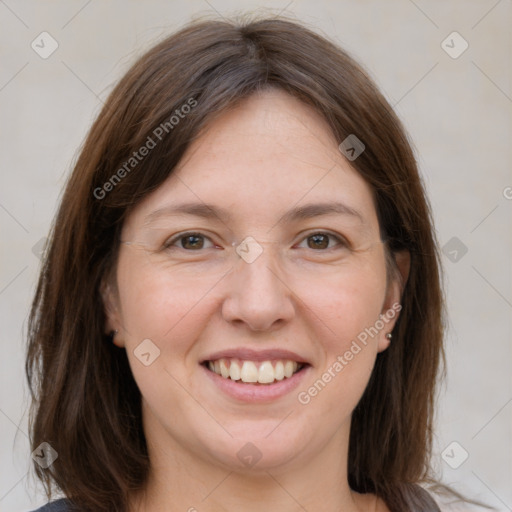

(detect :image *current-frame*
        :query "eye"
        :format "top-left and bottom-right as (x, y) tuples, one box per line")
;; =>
(296, 232), (347, 250)
(164, 232), (216, 251)
(162, 231), (346, 252)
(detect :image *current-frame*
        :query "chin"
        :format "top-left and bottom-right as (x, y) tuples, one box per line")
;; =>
(197, 428), (306, 473)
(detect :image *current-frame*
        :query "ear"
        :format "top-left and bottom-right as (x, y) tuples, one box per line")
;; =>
(100, 278), (124, 348)
(377, 249), (410, 353)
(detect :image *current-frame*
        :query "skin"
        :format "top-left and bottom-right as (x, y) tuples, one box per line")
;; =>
(103, 89), (409, 512)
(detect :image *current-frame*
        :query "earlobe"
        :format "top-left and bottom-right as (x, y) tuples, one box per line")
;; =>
(377, 332), (393, 353)
(110, 329), (122, 347)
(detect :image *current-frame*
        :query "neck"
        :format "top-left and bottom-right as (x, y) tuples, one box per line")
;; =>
(129, 410), (369, 512)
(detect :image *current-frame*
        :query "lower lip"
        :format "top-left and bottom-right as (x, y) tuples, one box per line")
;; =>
(201, 363), (311, 403)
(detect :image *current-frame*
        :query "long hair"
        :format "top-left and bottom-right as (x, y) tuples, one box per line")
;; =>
(27, 16), (446, 511)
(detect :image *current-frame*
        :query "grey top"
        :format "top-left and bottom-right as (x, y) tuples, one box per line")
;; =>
(31, 499), (72, 511)
(30, 489), (443, 511)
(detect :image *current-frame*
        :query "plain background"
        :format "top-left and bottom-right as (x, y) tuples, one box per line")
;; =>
(0, 1), (510, 511)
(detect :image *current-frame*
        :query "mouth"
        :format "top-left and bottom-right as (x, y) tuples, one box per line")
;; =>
(201, 358), (309, 385)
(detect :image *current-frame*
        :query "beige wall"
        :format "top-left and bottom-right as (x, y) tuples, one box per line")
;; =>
(0, 1), (510, 510)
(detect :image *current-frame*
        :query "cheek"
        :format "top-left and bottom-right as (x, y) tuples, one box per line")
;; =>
(114, 253), (217, 411)
(292, 257), (387, 412)
(293, 254), (388, 343)
(115, 249), (219, 340)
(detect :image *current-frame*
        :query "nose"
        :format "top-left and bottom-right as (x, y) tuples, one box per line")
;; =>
(221, 241), (295, 332)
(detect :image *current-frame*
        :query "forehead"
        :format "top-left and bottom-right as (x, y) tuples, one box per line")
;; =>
(124, 89), (379, 234)
(177, 89), (344, 182)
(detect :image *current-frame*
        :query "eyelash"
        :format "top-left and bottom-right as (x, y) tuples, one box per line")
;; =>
(163, 231), (348, 252)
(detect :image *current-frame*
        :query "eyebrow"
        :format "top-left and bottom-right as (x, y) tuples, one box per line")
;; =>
(143, 200), (365, 226)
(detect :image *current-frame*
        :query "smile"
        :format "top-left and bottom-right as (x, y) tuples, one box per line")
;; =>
(204, 358), (306, 385)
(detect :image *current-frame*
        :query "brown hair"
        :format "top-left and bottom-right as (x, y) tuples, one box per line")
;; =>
(27, 15), (450, 511)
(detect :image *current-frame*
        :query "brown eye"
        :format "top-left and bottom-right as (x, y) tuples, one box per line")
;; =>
(164, 232), (215, 251)
(307, 234), (329, 249)
(181, 234), (204, 250)
(297, 232), (346, 251)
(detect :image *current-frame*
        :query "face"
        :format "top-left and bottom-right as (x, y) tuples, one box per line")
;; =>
(104, 89), (407, 475)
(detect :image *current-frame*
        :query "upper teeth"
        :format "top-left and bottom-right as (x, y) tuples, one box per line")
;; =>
(207, 358), (302, 384)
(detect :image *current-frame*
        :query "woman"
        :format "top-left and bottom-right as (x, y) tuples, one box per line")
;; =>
(27, 15), (456, 512)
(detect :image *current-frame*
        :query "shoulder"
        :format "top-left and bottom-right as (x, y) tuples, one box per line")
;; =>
(29, 499), (74, 511)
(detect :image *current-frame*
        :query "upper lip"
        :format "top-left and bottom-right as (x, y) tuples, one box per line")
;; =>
(201, 348), (310, 365)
